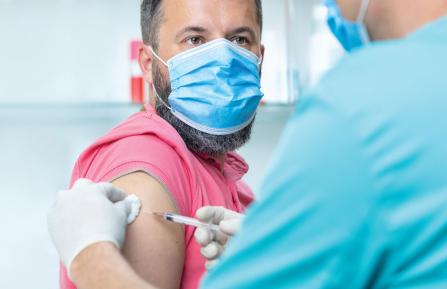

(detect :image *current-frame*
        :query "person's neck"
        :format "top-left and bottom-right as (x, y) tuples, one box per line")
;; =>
(215, 154), (226, 174)
(367, 0), (447, 41)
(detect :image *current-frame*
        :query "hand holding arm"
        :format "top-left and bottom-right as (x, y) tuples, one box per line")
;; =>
(47, 179), (140, 278)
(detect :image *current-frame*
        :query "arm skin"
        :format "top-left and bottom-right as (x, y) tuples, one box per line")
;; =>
(112, 171), (185, 289)
(71, 242), (159, 289)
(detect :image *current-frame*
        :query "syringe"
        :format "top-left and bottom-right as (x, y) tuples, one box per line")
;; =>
(147, 211), (221, 232)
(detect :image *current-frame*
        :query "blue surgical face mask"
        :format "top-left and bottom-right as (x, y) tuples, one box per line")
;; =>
(325, 0), (371, 52)
(151, 38), (264, 136)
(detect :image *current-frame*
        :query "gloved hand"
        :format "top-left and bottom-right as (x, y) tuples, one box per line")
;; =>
(47, 179), (141, 278)
(194, 206), (244, 270)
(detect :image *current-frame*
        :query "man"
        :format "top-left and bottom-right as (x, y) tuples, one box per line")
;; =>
(49, 0), (447, 288)
(56, 0), (264, 289)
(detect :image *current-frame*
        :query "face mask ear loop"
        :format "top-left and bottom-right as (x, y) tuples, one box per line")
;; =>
(152, 84), (173, 112)
(149, 47), (171, 108)
(257, 53), (263, 66)
(357, 0), (371, 23)
(356, 0), (371, 43)
(150, 46), (169, 67)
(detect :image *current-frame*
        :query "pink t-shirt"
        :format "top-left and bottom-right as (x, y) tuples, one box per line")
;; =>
(60, 104), (254, 289)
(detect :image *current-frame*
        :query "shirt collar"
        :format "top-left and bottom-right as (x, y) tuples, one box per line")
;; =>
(196, 151), (249, 182)
(145, 104), (249, 182)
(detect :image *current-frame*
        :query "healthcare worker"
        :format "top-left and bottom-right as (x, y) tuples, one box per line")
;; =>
(48, 0), (447, 288)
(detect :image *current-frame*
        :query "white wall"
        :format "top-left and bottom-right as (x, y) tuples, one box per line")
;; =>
(0, 0), (321, 104)
(260, 0), (299, 103)
(0, 0), (141, 103)
(286, 0), (345, 88)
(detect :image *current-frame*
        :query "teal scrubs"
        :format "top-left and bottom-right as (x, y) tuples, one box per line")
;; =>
(201, 17), (447, 289)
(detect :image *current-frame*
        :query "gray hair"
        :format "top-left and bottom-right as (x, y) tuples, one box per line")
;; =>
(141, 0), (263, 50)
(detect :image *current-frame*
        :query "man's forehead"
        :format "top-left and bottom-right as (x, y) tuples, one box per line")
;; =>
(161, 0), (260, 33)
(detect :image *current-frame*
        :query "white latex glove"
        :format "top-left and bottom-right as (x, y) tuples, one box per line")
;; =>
(194, 206), (244, 270)
(47, 179), (141, 278)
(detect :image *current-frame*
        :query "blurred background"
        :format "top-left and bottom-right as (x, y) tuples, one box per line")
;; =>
(0, 0), (343, 288)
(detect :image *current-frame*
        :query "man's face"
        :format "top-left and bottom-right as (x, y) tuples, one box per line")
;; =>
(157, 0), (262, 65)
(140, 0), (264, 156)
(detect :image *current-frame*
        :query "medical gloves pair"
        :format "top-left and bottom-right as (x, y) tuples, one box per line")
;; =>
(194, 206), (243, 270)
(48, 178), (243, 276)
(47, 179), (141, 279)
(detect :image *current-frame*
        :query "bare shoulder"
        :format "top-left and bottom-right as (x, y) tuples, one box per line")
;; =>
(112, 171), (185, 289)
(112, 171), (178, 211)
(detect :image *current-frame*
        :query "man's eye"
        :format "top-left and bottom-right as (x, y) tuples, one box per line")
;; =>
(232, 37), (249, 46)
(186, 37), (204, 46)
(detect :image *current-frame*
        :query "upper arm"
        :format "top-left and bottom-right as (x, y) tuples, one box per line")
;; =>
(112, 171), (185, 289)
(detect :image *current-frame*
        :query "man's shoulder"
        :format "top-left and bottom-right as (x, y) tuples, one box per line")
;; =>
(96, 107), (188, 157)
(322, 33), (444, 88)
(310, 35), (446, 118)
(108, 107), (185, 145)
(73, 109), (192, 184)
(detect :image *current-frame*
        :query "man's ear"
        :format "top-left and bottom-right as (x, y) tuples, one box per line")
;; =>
(139, 45), (154, 85)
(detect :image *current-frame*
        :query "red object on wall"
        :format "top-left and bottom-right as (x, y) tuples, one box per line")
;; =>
(130, 40), (145, 104)
(131, 76), (144, 103)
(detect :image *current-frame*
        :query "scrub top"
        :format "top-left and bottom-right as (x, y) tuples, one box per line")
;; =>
(201, 16), (447, 289)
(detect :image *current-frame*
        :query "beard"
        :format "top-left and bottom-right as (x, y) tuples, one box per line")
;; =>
(152, 62), (254, 157)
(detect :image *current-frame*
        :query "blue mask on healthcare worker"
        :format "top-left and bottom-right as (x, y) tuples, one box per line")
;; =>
(325, 0), (371, 52)
(151, 38), (264, 136)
